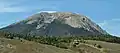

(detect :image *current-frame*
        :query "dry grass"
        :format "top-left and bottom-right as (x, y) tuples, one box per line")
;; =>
(0, 38), (75, 53)
(86, 40), (120, 53)
(0, 38), (120, 53)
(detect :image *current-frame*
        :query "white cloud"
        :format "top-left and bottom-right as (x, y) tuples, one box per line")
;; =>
(98, 18), (120, 27)
(98, 20), (107, 27)
(39, 11), (57, 13)
(0, 7), (27, 12)
(0, 0), (28, 12)
(0, 0), (60, 13)
(111, 18), (120, 21)
(98, 18), (120, 36)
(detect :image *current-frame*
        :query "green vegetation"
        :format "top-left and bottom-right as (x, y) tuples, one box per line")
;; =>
(1, 31), (120, 53)
(95, 44), (102, 48)
(0, 38), (75, 53)
(0, 31), (120, 49)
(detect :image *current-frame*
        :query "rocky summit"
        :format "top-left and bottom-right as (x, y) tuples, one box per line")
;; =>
(0, 12), (107, 36)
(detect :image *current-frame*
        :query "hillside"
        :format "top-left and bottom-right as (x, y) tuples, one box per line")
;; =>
(86, 40), (120, 53)
(0, 37), (120, 53)
(0, 38), (76, 53)
(0, 31), (120, 53)
(0, 12), (107, 36)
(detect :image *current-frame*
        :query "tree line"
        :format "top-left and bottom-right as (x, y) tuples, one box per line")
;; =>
(0, 31), (120, 49)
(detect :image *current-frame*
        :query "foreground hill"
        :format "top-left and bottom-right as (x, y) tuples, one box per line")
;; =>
(1, 12), (107, 36)
(0, 31), (120, 53)
(0, 38), (75, 53)
(0, 37), (120, 53)
(86, 40), (120, 53)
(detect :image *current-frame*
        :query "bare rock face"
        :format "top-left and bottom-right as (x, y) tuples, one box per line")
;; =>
(0, 12), (107, 36)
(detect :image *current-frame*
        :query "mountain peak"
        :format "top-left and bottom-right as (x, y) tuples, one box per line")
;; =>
(1, 12), (107, 36)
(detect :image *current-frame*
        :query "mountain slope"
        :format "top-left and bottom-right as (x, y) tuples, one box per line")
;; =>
(0, 12), (107, 36)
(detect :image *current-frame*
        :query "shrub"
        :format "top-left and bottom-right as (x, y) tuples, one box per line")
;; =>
(59, 45), (68, 49)
(94, 44), (102, 48)
(96, 44), (102, 48)
(55, 43), (68, 49)
(73, 44), (76, 47)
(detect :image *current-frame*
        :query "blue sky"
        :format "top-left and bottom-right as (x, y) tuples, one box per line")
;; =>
(0, 0), (120, 36)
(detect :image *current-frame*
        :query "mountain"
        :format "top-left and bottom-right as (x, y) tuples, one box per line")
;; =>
(0, 12), (107, 36)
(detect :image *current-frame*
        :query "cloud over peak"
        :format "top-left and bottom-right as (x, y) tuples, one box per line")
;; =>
(39, 11), (57, 13)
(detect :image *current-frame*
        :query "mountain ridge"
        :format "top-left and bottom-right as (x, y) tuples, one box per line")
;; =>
(0, 12), (107, 36)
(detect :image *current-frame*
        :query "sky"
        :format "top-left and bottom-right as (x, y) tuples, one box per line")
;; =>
(0, 0), (120, 36)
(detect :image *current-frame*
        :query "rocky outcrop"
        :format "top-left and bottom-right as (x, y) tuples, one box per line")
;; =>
(0, 12), (107, 36)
